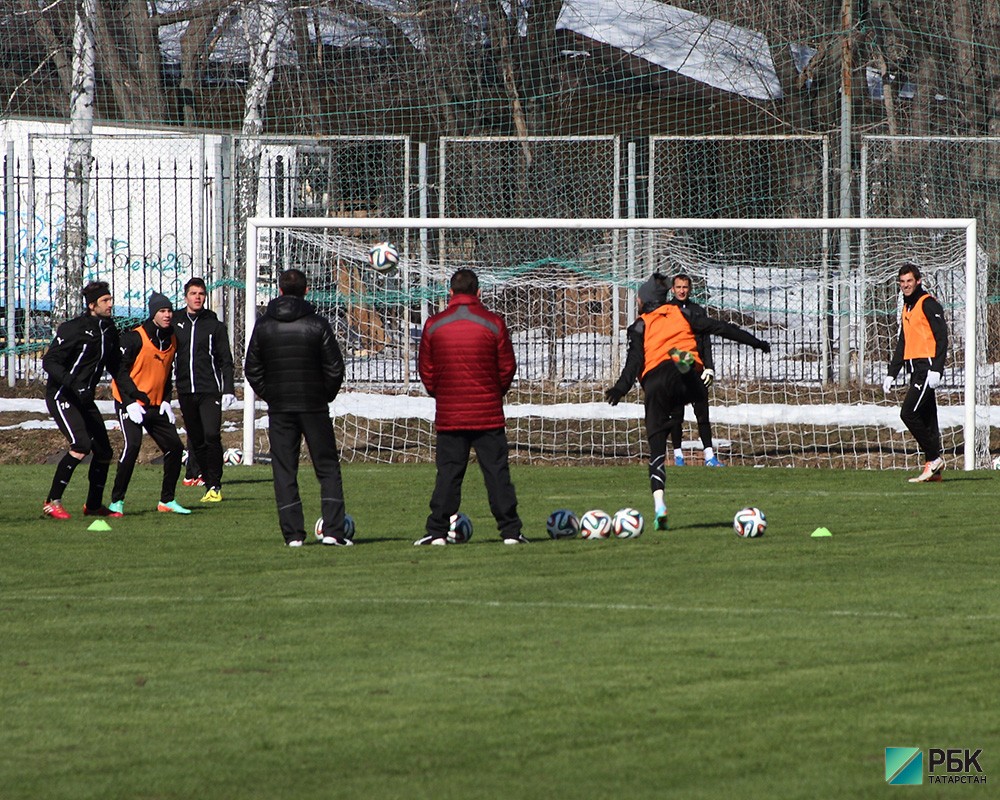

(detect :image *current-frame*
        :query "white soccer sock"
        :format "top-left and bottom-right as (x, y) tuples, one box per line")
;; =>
(704, 447), (714, 461)
(673, 448), (684, 459)
(653, 489), (666, 514)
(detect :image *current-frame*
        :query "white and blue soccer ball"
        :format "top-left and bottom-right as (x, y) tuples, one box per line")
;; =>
(368, 241), (399, 274)
(314, 513), (356, 541)
(612, 508), (644, 539)
(447, 512), (473, 544)
(223, 447), (243, 466)
(733, 507), (767, 538)
(580, 509), (613, 540)
(546, 509), (580, 539)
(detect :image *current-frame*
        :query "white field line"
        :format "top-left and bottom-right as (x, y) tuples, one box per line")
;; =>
(3, 593), (997, 621)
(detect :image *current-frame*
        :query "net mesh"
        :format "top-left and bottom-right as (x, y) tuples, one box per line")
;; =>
(1, 1), (999, 466)
(246, 218), (987, 469)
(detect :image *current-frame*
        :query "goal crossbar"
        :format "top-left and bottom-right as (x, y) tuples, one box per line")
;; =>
(242, 216), (979, 470)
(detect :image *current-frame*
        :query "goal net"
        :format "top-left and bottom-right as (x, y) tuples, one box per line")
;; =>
(241, 217), (988, 471)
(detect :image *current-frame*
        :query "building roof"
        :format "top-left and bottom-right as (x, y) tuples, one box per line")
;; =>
(556, 0), (782, 101)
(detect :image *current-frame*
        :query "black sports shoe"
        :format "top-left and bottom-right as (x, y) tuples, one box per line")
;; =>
(502, 534), (529, 545)
(413, 534), (447, 546)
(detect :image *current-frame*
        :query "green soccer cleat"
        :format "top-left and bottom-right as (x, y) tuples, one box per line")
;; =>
(107, 500), (124, 516)
(654, 511), (669, 531)
(157, 500), (192, 515)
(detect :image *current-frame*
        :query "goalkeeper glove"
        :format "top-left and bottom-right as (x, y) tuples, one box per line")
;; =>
(927, 371), (942, 389)
(605, 387), (626, 406)
(701, 368), (714, 388)
(669, 348), (694, 374)
(221, 393), (237, 411)
(882, 375), (894, 394)
(125, 402), (146, 425)
(160, 402), (176, 424)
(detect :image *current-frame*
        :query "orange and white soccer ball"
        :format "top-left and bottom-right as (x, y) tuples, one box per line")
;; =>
(580, 509), (613, 539)
(733, 507), (766, 538)
(368, 241), (399, 274)
(612, 508), (644, 539)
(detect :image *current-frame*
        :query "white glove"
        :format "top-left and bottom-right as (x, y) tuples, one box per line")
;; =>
(125, 401), (145, 425)
(701, 368), (715, 388)
(882, 375), (894, 394)
(927, 371), (942, 389)
(221, 393), (237, 411)
(160, 401), (176, 424)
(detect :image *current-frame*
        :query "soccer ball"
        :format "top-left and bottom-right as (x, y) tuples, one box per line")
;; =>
(992, 454), (1000, 470)
(733, 507), (767, 538)
(314, 513), (356, 541)
(447, 512), (473, 544)
(368, 241), (399, 274)
(612, 508), (644, 539)
(546, 509), (580, 539)
(223, 447), (243, 466)
(579, 509), (613, 539)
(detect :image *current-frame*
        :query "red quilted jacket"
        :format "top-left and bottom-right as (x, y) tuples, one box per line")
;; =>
(418, 293), (516, 431)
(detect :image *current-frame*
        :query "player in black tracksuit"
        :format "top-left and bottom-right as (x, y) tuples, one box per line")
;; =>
(172, 278), (235, 500)
(41, 281), (121, 519)
(666, 274), (725, 467)
(606, 273), (769, 530)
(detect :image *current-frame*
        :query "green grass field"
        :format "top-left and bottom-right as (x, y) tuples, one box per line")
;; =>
(2, 462), (998, 799)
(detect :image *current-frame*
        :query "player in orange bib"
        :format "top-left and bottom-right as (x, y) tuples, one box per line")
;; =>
(108, 292), (191, 515)
(606, 273), (770, 531)
(883, 263), (948, 483)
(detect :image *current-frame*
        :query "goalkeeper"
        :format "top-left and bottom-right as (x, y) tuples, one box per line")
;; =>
(666, 273), (725, 467)
(605, 273), (770, 531)
(882, 262), (948, 483)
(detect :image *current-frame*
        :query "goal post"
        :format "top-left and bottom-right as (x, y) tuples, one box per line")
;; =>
(241, 216), (984, 471)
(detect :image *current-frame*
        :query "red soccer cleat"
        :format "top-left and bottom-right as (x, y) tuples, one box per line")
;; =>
(83, 505), (124, 519)
(43, 500), (72, 520)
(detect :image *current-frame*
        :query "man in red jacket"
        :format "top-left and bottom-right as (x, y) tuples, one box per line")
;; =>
(414, 268), (527, 545)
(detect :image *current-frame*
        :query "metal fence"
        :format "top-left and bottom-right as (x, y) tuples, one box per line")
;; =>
(3, 128), (998, 394)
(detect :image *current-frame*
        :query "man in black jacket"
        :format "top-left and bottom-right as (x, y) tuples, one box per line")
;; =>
(41, 280), (121, 519)
(667, 273), (725, 467)
(243, 269), (350, 547)
(173, 277), (236, 503)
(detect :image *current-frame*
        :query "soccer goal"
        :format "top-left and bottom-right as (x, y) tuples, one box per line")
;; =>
(240, 216), (987, 471)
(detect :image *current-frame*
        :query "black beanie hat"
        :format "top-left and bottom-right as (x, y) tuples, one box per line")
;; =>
(637, 273), (669, 311)
(82, 281), (111, 306)
(148, 291), (173, 317)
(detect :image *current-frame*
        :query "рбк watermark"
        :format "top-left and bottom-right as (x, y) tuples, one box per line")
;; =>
(885, 747), (986, 786)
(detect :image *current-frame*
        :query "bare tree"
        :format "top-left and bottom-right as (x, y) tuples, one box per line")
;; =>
(59, 0), (97, 325)
(92, 0), (169, 122)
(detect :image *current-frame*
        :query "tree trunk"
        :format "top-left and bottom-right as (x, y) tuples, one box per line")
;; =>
(59, 0), (97, 326)
(92, 0), (168, 123)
